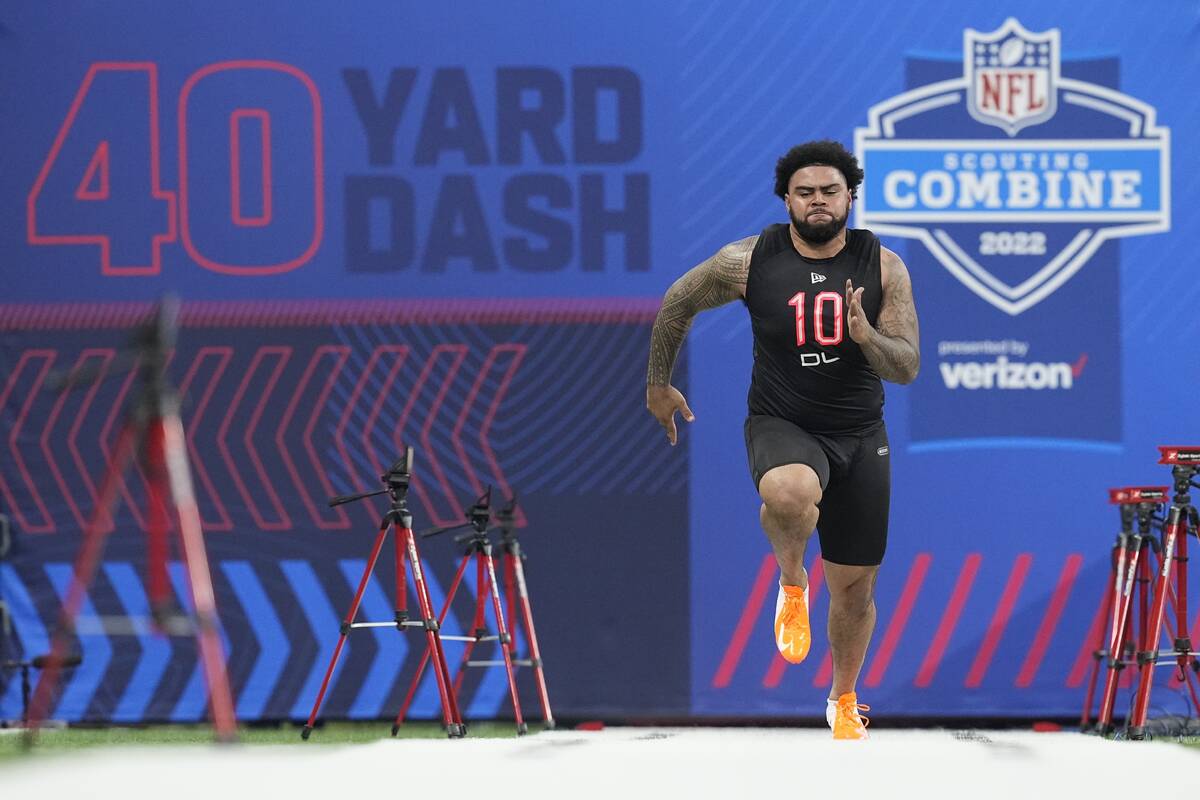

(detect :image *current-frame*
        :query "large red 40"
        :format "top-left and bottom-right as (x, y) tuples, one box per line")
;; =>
(28, 61), (324, 276)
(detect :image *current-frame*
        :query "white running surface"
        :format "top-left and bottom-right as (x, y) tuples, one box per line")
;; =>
(3, 727), (1199, 798)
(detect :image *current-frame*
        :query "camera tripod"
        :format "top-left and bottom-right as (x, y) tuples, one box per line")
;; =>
(1082, 486), (1166, 734)
(23, 296), (236, 743)
(301, 448), (464, 739)
(1126, 446), (1200, 740)
(392, 488), (526, 735)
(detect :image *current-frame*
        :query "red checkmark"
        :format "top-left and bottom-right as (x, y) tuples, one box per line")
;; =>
(1071, 353), (1088, 378)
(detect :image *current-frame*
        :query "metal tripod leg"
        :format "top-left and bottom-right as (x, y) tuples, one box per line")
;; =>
(393, 546), (470, 733)
(451, 554), (489, 699)
(1129, 506), (1186, 738)
(1097, 534), (1144, 734)
(145, 422), (171, 621)
(1080, 543), (1118, 730)
(400, 525), (464, 736)
(24, 423), (140, 743)
(482, 543), (526, 735)
(505, 543), (554, 728)
(303, 521), (391, 739)
(158, 413), (237, 741)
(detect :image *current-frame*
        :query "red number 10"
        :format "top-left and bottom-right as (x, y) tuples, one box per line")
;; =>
(787, 291), (844, 346)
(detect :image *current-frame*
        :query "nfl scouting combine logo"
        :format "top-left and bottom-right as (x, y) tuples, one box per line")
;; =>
(855, 18), (1170, 315)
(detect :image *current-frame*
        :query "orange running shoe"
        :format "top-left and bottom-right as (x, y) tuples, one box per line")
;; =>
(773, 582), (810, 664)
(831, 692), (870, 740)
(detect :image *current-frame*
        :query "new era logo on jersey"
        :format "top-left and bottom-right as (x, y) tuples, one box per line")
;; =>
(811, 272), (826, 283)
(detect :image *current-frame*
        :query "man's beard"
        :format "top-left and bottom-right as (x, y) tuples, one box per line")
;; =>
(789, 208), (847, 245)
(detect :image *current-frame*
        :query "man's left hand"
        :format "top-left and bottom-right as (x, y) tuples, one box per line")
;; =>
(845, 279), (872, 344)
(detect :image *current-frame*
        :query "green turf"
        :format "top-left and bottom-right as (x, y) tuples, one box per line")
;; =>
(0, 720), (535, 761)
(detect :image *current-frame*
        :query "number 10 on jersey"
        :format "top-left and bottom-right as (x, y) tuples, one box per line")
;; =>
(787, 291), (844, 347)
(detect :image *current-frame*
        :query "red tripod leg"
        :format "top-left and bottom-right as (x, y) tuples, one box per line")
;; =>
(1175, 522), (1190, 679)
(402, 526), (464, 736)
(160, 415), (237, 742)
(1166, 571), (1200, 708)
(511, 544), (556, 724)
(302, 519), (391, 739)
(1097, 538), (1140, 733)
(504, 551), (520, 657)
(483, 546), (526, 734)
(452, 553), (488, 697)
(395, 524), (408, 624)
(1081, 545), (1118, 730)
(393, 550), (468, 733)
(509, 544), (554, 728)
(1184, 512), (1200, 709)
(145, 422), (171, 621)
(1128, 541), (1156, 691)
(1128, 507), (1185, 738)
(24, 423), (140, 741)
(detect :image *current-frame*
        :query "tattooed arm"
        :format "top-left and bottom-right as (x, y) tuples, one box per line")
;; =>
(844, 246), (920, 384)
(645, 235), (757, 444)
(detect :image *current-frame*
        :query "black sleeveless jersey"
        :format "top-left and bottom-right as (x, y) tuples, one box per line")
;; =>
(744, 224), (884, 435)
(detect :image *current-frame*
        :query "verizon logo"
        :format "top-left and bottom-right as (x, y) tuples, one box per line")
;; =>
(939, 354), (1087, 390)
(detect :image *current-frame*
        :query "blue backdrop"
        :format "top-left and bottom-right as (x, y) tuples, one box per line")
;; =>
(2, 1), (1198, 723)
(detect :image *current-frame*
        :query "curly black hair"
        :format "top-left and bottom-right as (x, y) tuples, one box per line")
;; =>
(774, 140), (864, 199)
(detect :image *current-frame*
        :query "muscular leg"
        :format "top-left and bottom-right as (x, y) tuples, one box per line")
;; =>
(822, 561), (880, 698)
(757, 464), (822, 588)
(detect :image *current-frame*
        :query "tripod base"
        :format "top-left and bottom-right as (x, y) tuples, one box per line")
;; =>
(301, 506), (464, 740)
(25, 406), (236, 743)
(389, 722), (467, 737)
(393, 540), (525, 737)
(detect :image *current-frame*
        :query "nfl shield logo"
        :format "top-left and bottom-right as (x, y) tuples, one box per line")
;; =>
(965, 18), (1059, 135)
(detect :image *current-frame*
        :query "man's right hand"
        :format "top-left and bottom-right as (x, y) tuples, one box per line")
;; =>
(646, 384), (695, 446)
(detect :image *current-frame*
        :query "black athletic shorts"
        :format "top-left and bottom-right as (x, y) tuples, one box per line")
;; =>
(743, 414), (890, 567)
